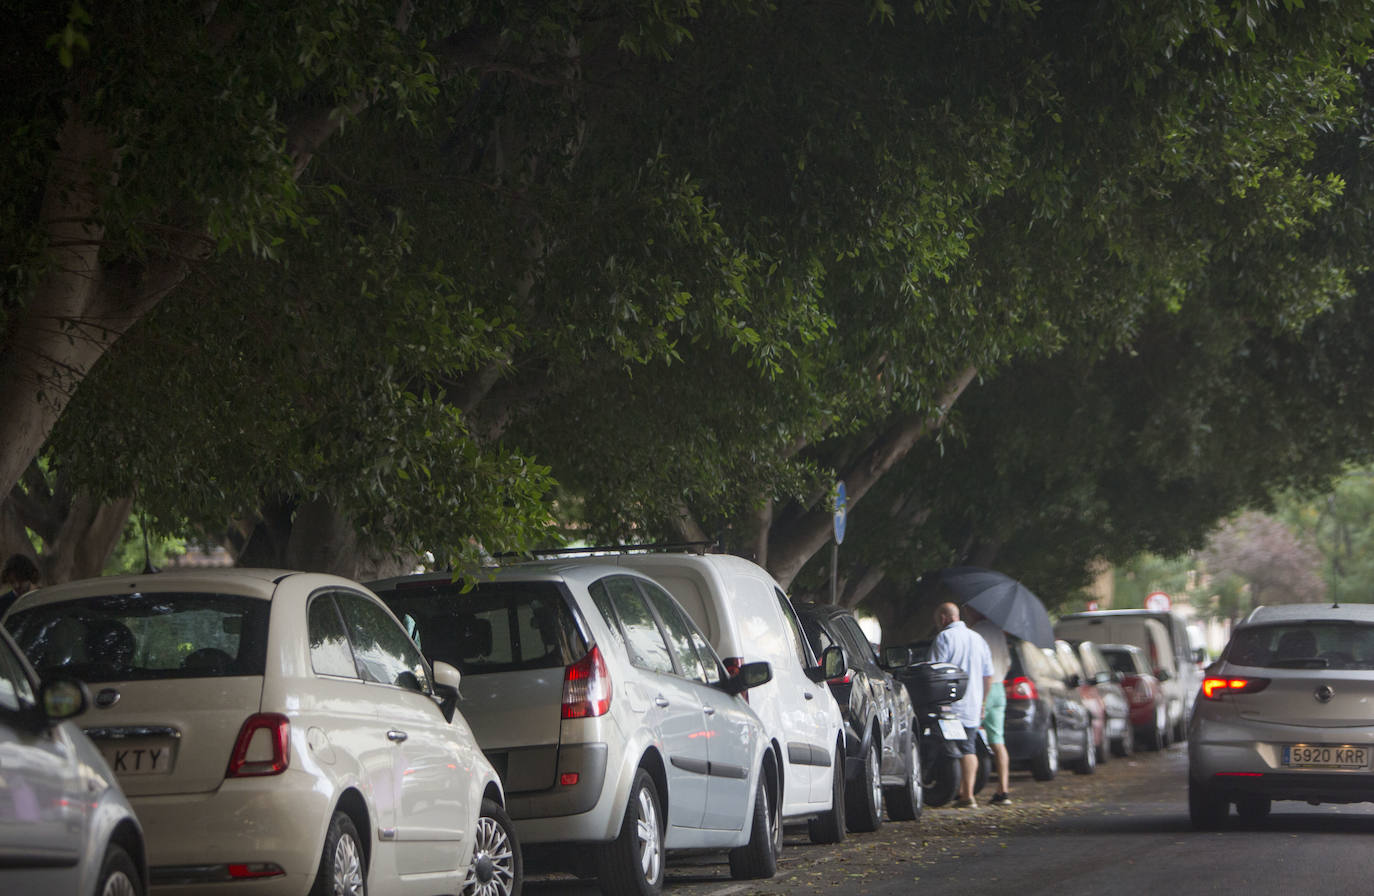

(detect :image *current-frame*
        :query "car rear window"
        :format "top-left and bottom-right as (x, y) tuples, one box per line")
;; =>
(1225, 622), (1374, 670)
(6, 592), (270, 682)
(380, 580), (586, 675)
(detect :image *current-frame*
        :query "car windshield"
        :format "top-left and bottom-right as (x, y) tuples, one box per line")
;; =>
(1225, 622), (1374, 670)
(5, 592), (270, 682)
(381, 581), (586, 675)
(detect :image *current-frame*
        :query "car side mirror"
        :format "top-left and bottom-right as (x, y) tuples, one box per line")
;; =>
(38, 679), (89, 726)
(1155, 668), (1172, 682)
(432, 660), (463, 723)
(1066, 673), (1082, 689)
(720, 661), (773, 696)
(881, 645), (914, 670)
(806, 645), (846, 683)
(1193, 647), (1208, 664)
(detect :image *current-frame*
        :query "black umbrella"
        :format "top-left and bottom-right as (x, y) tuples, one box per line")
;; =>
(927, 566), (1055, 648)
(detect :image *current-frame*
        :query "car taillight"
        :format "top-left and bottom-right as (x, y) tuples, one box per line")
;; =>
(1202, 676), (1270, 700)
(226, 713), (290, 778)
(563, 646), (612, 719)
(1006, 676), (1037, 701)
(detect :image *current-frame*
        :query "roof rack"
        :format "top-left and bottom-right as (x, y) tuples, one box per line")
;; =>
(492, 541), (716, 561)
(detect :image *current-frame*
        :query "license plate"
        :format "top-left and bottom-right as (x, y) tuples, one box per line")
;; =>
(938, 718), (967, 740)
(103, 742), (177, 776)
(1281, 744), (1370, 770)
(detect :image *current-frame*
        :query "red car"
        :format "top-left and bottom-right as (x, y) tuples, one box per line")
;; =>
(1098, 643), (1170, 751)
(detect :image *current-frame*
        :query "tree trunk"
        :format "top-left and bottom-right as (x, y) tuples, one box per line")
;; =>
(766, 366), (978, 588)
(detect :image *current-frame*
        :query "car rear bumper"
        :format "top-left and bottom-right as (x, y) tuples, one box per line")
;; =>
(1190, 716), (1374, 804)
(134, 772), (330, 896)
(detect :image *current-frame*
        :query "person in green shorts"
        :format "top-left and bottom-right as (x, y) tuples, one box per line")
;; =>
(967, 605), (1012, 805)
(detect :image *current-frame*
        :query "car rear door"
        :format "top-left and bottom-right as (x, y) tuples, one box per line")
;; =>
(380, 580), (581, 798)
(642, 583), (755, 833)
(598, 575), (709, 832)
(7, 591), (270, 800)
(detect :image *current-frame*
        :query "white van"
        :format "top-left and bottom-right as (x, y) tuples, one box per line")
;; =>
(1055, 609), (1203, 743)
(599, 552), (849, 843)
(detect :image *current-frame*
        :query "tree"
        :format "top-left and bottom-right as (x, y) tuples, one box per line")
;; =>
(1197, 511), (1327, 617)
(8, 0), (1374, 601)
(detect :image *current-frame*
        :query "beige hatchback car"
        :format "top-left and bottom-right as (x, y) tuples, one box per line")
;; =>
(4, 569), (519, 896)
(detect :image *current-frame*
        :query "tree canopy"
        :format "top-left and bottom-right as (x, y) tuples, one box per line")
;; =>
(6, 1), (1374, 636)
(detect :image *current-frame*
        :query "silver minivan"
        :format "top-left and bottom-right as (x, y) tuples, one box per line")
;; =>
(592, 552), (849, 844)
(372, 561), (780, 896)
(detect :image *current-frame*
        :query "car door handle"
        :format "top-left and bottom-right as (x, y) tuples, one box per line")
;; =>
(387, 729), (408, 743)
(703, 705), (717, 716)
(654, 696), (670, 708)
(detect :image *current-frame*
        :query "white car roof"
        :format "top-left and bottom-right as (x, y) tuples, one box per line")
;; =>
(12, 568), (358, 610)
(1243, 603), (1374, 626)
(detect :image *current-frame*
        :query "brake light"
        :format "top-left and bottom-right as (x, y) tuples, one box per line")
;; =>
(1006, 676), (1037, 700)
(563, 646), (612, 719)
(1202, 677), (1270, 700)
(226, 713), (290, 777)
(828, 673), (853, 685)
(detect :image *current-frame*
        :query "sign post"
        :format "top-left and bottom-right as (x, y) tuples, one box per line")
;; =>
(831, 481), (846, 604)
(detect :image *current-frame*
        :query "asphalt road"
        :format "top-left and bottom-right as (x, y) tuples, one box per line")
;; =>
(526, 742), (1374, 896)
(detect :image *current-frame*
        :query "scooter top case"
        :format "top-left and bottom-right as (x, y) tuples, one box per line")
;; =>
(897, 661), (968, 707)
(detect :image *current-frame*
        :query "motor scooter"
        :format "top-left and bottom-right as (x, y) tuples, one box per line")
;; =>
(892, 659), (993, 806)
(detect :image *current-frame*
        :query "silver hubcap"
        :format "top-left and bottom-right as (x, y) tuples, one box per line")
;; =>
(464, 813), (517, 896)
(635, 787), (663, 883)
(910, 740), (923, 810)
(867, 744), (882, 813)
(1047, 728), (1058, 773)
(101, 871), (137, 896)
(332, 832), (364, 896)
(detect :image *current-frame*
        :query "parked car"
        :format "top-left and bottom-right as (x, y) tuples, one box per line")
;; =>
(370, 561), (779, 895)
(793, 602), (921, 829)
(1056, 608), (1204, 742)
(1003, 637), (1094, 780)
(5, 569), (517, 896)
(1189, 603), (1374, 828)
(0, 624), (148, 896)
(590, 552), (848, 844)
(1070, 639), (1133, 757)
(1053, 639), (1109, 766)
(1098, 643), (1169, 751)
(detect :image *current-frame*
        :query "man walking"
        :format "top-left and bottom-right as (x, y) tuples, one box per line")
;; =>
(931, 601), (993, 808)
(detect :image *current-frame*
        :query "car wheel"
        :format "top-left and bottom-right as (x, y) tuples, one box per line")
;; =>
(885, 730), (923, 822)
(1235, 794), (1272, 822)
(97, 843), (143, 896)
(1189, 777), (1229, 830)
(1145, 705), (1168, 751)
(729, 770), (780, 880)
(807, 747), (847, 844)
(310, 811), (366, 896)
(1074, 727), (1097, 775)
(597, 769), (665, 896)
(845, 737), (884, 833)
(463, 798), (522, 896)
(1030, 725), (1058, 781)
(1112, 723), (1134, 758)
